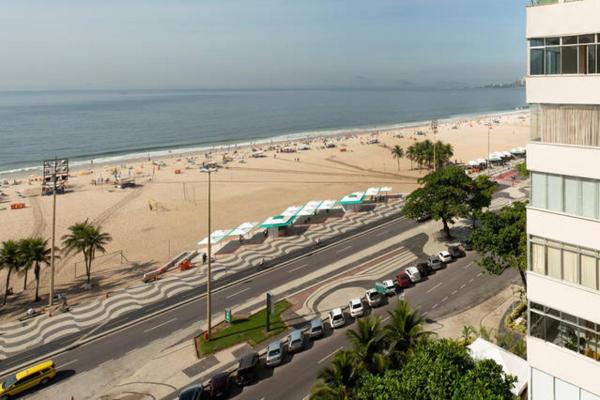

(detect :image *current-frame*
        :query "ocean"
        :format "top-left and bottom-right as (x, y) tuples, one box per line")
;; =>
(0, 88), (525, 175)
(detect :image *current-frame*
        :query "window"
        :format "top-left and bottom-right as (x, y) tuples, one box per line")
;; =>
(531, 171), (600, 219)
(547, 175), (563, 211)
(588, 45), (598, 74)
(580, 34), (595, 44)
(562, 46), (578, 74)
(563, 249), (578, 283)
(555, 378), (580, 400)
(531, 368), (554, 400)
(531, 172), (547, 208)
(531, 243), (546, 274)
(531, 368), (600, 400)
(546, 47), (561, 74)
(530, 33), (600, 75)
(564, 177), (580, 214)
(547, 247), (562, 279)
(563, 36), (578, 45)
(582, 180), (597, 218)
(531, 49), (545, 75)
(530, 38), (544, 47)
(547, 37), (561, 46)
(581, 254), (598, 290)
(583, 390), (600, 400)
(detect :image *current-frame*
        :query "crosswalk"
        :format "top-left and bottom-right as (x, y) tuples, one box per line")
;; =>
(359, 247), (417, 278)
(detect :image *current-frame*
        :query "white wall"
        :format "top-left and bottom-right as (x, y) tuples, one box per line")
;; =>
(528, 272), (600, 323)
(527, 142), (600, 180)
(527, 0), (600, 38)
(528, 336), (600, 396)
(527, 76), (600, 105)
(527, 208), (600, 250)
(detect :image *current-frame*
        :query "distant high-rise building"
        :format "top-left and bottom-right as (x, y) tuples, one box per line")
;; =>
(527, 1), (600, 399)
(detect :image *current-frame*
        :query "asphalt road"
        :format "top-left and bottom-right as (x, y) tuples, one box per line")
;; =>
(230, 253), (518, 400)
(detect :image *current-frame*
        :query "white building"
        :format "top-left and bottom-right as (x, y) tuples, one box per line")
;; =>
(527, 1), (600, 399)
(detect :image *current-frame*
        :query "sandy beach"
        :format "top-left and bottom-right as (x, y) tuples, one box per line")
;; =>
(0, 110), (529, 320)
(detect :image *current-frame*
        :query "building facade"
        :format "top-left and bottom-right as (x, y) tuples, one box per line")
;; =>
(527, 1), (600, 399)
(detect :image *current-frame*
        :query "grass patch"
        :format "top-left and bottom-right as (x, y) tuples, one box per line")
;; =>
(195, 300), (292, 356)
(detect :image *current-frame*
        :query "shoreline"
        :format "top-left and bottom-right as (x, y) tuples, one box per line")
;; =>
(0, 107), (528, 180)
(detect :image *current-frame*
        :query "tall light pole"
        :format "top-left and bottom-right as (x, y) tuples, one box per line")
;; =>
(487, 122), (491, 170)
(43, 158), (68, 307)
(206, 168), (213, 339)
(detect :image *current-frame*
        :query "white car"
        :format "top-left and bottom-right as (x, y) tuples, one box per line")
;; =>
(438, 250), (453, 263)
(405, 266), (422, 283)
(329, 308), (346, 328)
(349, 298), (364, 318)
(383, 279), (396, 295)
(365, 289), (383, 307)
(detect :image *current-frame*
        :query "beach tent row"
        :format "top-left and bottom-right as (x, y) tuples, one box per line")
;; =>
(467, 148), (526, 167)
(197, 221), (259, 246)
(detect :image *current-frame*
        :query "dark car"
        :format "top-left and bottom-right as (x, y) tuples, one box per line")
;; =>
(236, 351), (259, 387)
(396, 271), (411, 289)
(416, 213), (432, 222)
(448, 243), (465, 259)
(461, 239), (473, 251)
(179, 384), (204, 400)
(427, 255), (444, 271)
(208, 372), (230, 399)
(416, 262), (433, 277)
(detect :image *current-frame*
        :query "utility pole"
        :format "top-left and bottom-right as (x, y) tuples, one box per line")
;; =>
(206, 169), (213, 339)
(49, 170), (57, 307)
(487, 122), (491, 170)
(431, 119), (438, 170)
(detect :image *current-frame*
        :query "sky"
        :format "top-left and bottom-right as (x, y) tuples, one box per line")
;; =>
(0, 0), (529, 90)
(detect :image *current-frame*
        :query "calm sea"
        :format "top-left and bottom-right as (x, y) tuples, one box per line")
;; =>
(0, 88), (525, 175)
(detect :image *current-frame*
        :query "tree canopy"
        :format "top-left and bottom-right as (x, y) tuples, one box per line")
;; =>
(406, 140), (454, 170)
(471, 201), (527, 289)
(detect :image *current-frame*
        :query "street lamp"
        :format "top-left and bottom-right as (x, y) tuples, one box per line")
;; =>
(42, 158), (69, 307)
(487, 121), (491, 170)
(206, 167), (214, 339)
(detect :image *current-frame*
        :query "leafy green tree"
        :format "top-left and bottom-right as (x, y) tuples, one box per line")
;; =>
(467, 175), (497, 228)
(471, 202), (527, 290)
(346, 316), (387, 374)
(384, 301), (432, 368)
(62, 220), (112, 286)
(356, 370), (404, 400)
(21, 238), (52, 302)
(391, 145), (404, 171)
(402, 166), (474, 238)
(451, 359), (517, 400)
(406, 140), (454, 170)
(310, 350), (361, 400)
(0, 240), (25, 305)
(515, 162), (528, 178)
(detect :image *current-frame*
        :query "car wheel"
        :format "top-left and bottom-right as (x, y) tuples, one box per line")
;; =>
(41, 378), (49, 385)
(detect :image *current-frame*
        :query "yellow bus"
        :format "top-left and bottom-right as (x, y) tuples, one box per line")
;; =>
(0, 360), (56, 398)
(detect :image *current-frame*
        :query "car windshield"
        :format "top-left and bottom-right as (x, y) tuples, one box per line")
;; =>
(2, 375), (16, 389)
(333, 314), (343, 320)
(268, 349), (280, 357)
(313, 326), (322, 332)
(352, 303), (361, 309)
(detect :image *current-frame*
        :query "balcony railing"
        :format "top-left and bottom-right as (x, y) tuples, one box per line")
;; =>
(530, 0), (582, 5)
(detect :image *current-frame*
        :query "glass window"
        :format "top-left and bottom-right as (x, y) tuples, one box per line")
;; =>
(589, 45), (598, 74)
(583, 390), (600, 400)
(563, 250), (578, 283)
(562, 46), (579, 74)
(531, 173), (547, 208)
(546, 47), (561, 74)
(580, 34), (595, 44)
(546, 37), (560, 46)
(531, 368), (554, 400)
(530, 38), (545, 47)
(580, 45), (590, 74)
(582, 180), (597, 218)
(531, 243), (546, 274)
(581, 255), (598, 290)
(555, 378), (580, 400)
(547, 175), (563, 211)
(564, 177), (580, 215)
(548, 247), (562, 279)
(530, 311), (546, 340)
(531, 49), (545, 75)
(563, 36), (578, 45)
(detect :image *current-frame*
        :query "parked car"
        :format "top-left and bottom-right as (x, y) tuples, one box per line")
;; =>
(438, 250), (453, 263)
(0, 360), (57, 399)
(416, 213), (432, 222)
(405, 266), (422, 283)
(416, 261), (433, 277)
(461, 239), (473, 251)
(365, 289), (383, 307)
(235, 351), (259, 387)
(178, 384), (205, 400)
(427, 256), (443, 270)
(447, 243), (465, 258)
(265, 341), (284, 367)
(349, 298), (365, 317)
(329, 308), (346, 328)
(208, 372), (230, 399)
(306, 318), (324, 339)
(396, 271), (412, 289)
(287, 329), (305, 353)
(382, 279), (396, 295)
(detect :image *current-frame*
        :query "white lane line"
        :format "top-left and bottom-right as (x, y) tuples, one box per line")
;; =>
(318, 346), (344, 364)
(375, 230), (389, 237)
(476, 272), (483, 277)
(58, 358), (78, 369)
(226, 287), (251, 299)
(463, 262), (473, 270)
(426, 283), (442, 293)
(382, 316), (391, 323)
(143, 317), (177, 333)
(432, 303), (438, 309)
(290, 263), (310, 273)
(422, 311), (429, 317)
(336, 245), (353, 254)
(442, 296), (448, 303)
(451, 290), (458, 296)
(460, 284), (466, 290)
(469, 278), (475, 284)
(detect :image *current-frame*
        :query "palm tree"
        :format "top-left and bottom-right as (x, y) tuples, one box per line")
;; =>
(390, 145), (404, 171)
(0, 240), (25, 305)
(21, 238), (52, 302)
(62, 220), (112, 287)
(384, 301), (432, 368)
(346, 316), (387, 374)
(310, 350), (360, 400)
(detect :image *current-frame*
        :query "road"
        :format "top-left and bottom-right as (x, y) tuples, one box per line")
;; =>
(229, 253), (517, 400)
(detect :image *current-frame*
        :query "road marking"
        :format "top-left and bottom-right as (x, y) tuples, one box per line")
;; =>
(460, 284), (466, 290)
(442, 296), (448, 302)
(336, 245), (353, 254)
(463, 262), (473, 270)
(290, 263), (309, 273)
(375, 230), (389, 237)
(226, 287), (251, 299)
(426, 283), (442, 293)
(451, 290), (458, 296)
(477, 272), (483, 277)
(143, 318), (177, 333)
(318, 346), (343, 364)
(432, 303), (438, 309)
(469, 278), (474, 284)
(57, 358), (78, 369)
(422, 311), (429, 317)
(382, 316), (391, 323)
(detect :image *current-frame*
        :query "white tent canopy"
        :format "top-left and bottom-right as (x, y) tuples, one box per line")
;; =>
(366, 187), (381, 197)
(297, 201), (323, 216)
(380, 187), (392, 193)
(229, 222), (259, 237)
(318, 200), (339, 211)
(198, 229), (233, 246)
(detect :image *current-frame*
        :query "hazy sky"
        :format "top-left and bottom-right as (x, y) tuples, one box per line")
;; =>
(0, 0), (529, 90)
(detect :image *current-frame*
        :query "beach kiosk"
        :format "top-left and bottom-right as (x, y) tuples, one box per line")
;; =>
(339, 192), (366, 212)
(260, 205), (304, 238)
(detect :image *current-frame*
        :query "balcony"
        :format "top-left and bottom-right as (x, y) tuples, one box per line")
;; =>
(527, 0), (600, 38)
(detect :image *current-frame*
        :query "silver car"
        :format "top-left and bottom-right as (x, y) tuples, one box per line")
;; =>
(287, 329), (304, 353)
(306, 318), (324, 339)
(265, 341), (283, 367)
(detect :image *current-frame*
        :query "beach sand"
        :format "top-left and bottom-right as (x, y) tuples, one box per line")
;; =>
(0, 111), (529, 320)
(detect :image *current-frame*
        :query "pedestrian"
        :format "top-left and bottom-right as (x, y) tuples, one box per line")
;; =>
(202, 253), (207, 264)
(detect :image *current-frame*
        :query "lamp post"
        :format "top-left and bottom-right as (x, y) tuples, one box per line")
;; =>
(206, 168), (213, 339)
(487, 122), (491, 170)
